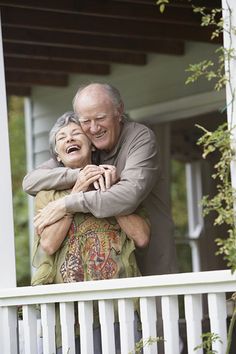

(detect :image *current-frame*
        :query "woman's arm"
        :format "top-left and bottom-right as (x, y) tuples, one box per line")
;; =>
(34, 165), (118, 234)
(35, 190), (74, 256)
(116, 214), (150, 248)
(36, 166), (111, 254)
(39, 214), (73, 256)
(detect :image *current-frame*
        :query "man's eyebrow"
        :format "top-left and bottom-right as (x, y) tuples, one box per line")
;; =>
(79, 113), (107, 119)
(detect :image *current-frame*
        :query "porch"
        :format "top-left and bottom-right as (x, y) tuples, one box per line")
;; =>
(0, 269), (234, 354)
(1, 1), (236, 354)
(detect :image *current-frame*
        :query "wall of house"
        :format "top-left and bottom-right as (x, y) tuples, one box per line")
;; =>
(30, 41), (219, 166)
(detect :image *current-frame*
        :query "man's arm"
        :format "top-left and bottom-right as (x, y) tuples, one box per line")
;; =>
(22, 159), (79, 196)
(34, 125), (160, 230)
(65, 126), (160, 217)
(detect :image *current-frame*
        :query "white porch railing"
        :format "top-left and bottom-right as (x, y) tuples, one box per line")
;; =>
(0, 269), (235, 354)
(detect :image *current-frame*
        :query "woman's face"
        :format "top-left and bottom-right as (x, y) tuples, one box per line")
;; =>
(55, 122), (92, 169)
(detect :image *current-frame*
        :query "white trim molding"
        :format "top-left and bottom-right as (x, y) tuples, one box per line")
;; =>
(129, 90), (226, 123)
(0, 11), (16, 288)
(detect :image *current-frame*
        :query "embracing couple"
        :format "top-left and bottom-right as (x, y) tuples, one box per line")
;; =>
(23, 82), (177, 353)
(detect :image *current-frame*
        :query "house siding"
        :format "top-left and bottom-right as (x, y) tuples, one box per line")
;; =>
(30, 41), (219, 166)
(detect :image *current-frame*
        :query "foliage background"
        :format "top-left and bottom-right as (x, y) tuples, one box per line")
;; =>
(8, 96), (30, 286)
(171, 160), (192, 273)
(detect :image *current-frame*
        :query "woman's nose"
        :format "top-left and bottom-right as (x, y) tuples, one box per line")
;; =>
(66, 134), (74, 142)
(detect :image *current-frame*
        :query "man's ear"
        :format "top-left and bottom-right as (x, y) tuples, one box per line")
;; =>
(118, 102), (124, 122)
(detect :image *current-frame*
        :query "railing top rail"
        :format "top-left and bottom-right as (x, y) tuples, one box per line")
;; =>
(0, 270), (235, 307)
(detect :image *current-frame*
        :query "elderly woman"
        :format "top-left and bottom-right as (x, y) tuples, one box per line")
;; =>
(32, 111), (150, 352)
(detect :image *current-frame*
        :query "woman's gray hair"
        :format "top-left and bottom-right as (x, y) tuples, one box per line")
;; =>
(49, 111), (80, 160)
(72, 83), (124, 114)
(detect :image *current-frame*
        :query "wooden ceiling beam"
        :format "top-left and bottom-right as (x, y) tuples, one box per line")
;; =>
(2, 26), (185, 56)
(60, 1), (201, 27)
(3, 42), (147, 66)
(4, 56), (111, 75)
(115, 0), (221, 7)
(0, 1), (219, 25)
(0, 0), (75, 10)
(6, 84), (31, 96)
(0, 0), (222, 11)
(5, 69), (68, 87)
(1, 5), (220, 43)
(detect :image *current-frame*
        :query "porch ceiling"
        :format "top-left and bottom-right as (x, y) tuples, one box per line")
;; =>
(0, 0), (221, 96)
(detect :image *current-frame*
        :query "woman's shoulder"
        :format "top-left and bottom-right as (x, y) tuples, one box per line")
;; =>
(35, 190), (70, 209)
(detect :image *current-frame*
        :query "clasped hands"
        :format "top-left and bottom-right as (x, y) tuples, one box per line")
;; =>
(72, 164), (117, 193)
(34, 164), (117, 235)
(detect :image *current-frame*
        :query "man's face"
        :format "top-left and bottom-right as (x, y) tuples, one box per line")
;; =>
(75, 87), (123, 152)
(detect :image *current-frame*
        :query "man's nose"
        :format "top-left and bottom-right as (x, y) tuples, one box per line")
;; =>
(90, 119), (99, 133)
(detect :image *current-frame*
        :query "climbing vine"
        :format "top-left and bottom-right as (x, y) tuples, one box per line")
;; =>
(158, 0), (236, 274)
(157, 1), (236, 353)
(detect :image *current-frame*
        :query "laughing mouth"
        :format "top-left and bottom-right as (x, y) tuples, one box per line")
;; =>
(94, 131), (106, 139)
(66, 145), (81, 154)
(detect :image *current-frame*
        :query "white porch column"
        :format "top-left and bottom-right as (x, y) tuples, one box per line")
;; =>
(222, 0), (236, 195)
(0, 11), (16, 288)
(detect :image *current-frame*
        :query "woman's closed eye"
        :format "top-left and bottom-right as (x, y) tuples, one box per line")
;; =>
(56, 135), (66, 142)
(72, 131), (83, 137)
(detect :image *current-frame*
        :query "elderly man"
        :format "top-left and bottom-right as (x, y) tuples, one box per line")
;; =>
(23, 83), (177, 276)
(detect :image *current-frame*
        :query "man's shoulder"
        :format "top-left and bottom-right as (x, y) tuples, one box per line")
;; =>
(123, 119), (156, 141)
(124, 118), (151, 131)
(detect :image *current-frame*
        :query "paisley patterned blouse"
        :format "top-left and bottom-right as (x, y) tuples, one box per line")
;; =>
(32, 190), (148, 286)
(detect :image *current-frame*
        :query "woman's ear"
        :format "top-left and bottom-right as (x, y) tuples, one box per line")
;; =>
(54, 147), (61, 162)
(91, 145), (96, 151)
(56, 155), (61, 162)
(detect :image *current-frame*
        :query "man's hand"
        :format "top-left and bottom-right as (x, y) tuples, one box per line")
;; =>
(94, 165), (118, 190)
(72, 165), (103, 193)
(34, 198), (67, 235)
(72, 164), (118, 192)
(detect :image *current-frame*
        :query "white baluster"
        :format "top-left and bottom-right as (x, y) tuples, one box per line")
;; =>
(78, 301), (94, 354)
(139, 297), (158, 354)
(99, 299), (115, 354)
(60, 302), (75, 354)
(161, 296), (179, 354)
(184, 294), (203, 354)
(23, 304), (38, 354)
(118, 298), (135, 354)
(0, 306), (18, 354)
(208, 293), (227, 354)
(41, 303), (56, 354)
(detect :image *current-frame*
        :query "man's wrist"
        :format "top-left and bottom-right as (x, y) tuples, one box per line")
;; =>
(67, 168), (81, 186)
(65, 192), (85, 214)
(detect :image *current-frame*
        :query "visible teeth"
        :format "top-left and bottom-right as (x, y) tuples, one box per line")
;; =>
(96, 132), (105, 138)
(67, 145), (80, 153)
